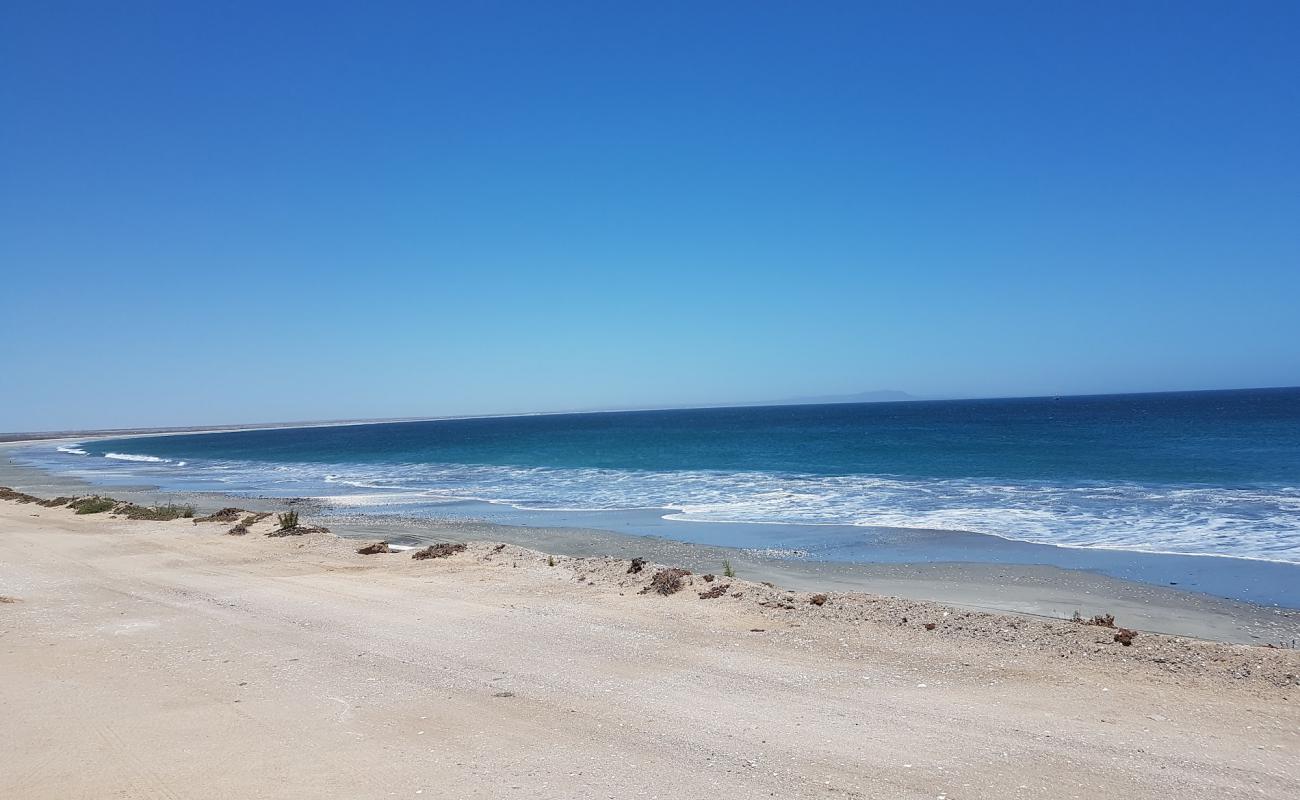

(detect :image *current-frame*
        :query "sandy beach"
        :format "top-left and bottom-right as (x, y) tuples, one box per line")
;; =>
(2, 495), (1297, 799)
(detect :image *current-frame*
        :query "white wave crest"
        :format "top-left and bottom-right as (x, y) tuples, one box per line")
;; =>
(19, 450), (1300, 563)
(56, 445), (88, 455)
(103, 452), (171, 463)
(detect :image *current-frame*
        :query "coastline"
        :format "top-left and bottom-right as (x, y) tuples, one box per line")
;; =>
(4, 445), (1299, 646)
(1, 496), (1297, 798)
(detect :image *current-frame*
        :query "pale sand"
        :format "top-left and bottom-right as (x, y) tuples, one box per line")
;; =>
(1, 500), (1297, 799)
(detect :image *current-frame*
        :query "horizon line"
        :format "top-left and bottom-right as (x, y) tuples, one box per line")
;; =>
(3, 383), (1297, 443)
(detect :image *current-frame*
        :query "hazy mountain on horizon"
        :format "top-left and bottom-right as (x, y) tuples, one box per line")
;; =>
(753, 389), (924, 406)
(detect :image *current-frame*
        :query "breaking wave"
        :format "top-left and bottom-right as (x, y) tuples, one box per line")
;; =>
(21, 445), (1300, 563)
(103, 452), (172, 463)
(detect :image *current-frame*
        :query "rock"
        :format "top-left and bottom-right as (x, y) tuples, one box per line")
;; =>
(356, 541), (391, 555)
(1114, 628), (1138, 646)
(627, 557), (647, 574)
(809, 594), (828, 606)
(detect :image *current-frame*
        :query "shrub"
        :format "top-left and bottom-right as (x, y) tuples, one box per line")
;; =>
(277, 510), (299, 530)
(71, 496), (116, 514)
(119, 503), (195, 521)
(411, 542), (467, 560)
(1072, 611), (1117, 628)
(723, 560), (735, 578)
(547, 555), (556, 567)
(641, 567), (691, 596)
(194, 507), (245, 523)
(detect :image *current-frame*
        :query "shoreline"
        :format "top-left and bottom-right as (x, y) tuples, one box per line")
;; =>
(3, 448), (1299, 646)
(1, 496), (1297, 798)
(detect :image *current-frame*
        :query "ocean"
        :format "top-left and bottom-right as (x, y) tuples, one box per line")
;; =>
(16, 388), (1300, 569)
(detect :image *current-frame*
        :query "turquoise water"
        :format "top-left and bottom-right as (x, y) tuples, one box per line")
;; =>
(22, 388), (1300, 565)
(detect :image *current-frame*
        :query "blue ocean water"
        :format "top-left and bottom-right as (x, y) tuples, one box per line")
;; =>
(19, 388), (1300, 563)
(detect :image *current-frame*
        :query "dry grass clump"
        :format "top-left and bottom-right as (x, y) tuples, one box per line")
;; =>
(265, 524), (329, 537)
(1114, 628), (1138, 646)
(627, 557), (646, 574)
(263, 509), (329, 537)
(642, 567), (691, 596)
(227, 524), (249, 536)
(0, 487), (41, 503)
(698, 583), (730, 599)
(411, 542), (467, 560)
(809, 593), (828, 606)
(193, 507), (245, 523)
(356, 541), (391, 555)
(1073, 611), (1117, 628)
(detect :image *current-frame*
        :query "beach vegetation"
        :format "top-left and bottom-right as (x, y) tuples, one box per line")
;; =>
(277, 510), (299, 530)
(698, 583), (730, 599)
(71, 496), (116, 514)
(411, 542), (467, 560)
(0, 487), (42, 503)
(547, 555), (556, 567)
(119, 502), (195, 521)
(193, 507), (245, 523)
(641, 567), (691, 596)
(723, 560), (735, 578)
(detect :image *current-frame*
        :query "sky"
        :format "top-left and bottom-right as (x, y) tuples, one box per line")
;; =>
(2, 2), (1298, 431)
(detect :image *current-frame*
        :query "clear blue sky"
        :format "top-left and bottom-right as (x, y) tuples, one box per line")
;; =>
(3, 2), (1298, 431)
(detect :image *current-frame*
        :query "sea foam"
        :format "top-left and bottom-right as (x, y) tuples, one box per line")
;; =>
(103, 452), (171, 463)
(116, 458), (1300, 563)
